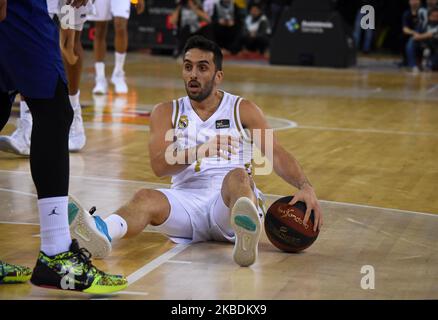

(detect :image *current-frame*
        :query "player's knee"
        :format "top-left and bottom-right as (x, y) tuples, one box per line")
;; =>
(132, 189), (170, 226)
(113, 18), (127, 34)
(226, 168), (250, 185)
(74, 38), (83, 56)
(94, 23), (107, 40)
(133, 188), (153, 204)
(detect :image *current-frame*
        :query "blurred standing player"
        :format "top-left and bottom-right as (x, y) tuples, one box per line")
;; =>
(0, 0), (90, 156)
(0, 0), (127, 293)
(89, 0), (145, 94)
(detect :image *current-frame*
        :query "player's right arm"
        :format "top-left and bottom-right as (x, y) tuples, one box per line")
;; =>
(149, 102), (238, 177)
(0, 0), (7, 22)
(149, 102), (188, 177)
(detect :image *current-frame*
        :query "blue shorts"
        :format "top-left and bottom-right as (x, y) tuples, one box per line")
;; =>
(0, 0), (67, 99)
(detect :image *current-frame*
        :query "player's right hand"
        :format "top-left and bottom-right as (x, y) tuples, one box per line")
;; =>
(197, 135), (239, 160)
(0, 0), (7, 22)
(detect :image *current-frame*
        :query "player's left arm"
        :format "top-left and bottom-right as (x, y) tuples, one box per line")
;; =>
(0, 0), (7, 22)
(240, 99), (323, 231)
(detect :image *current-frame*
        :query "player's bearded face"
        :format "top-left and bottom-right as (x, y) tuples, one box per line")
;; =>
(185, 73), (216, 102)
(183, 49), (220, 102)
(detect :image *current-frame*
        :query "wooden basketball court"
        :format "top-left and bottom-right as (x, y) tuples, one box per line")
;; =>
(1, 52), (437, 299)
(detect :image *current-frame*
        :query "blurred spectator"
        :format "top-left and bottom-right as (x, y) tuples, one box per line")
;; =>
(170, 0), (211, 57)
(420, 0), (438, 29)
(402, 0), (428, 71)
(210, 0), (243, 54)
(426, 0), (438, 11)
(414, 6), (438, 70)
(267, 0), (293, 35)
(203, 0), (217, 17)
(240, 3), (271, 55)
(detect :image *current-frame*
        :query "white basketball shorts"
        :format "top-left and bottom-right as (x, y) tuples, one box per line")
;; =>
(152, 186), (266, 244)
(87, 0), (131, 21)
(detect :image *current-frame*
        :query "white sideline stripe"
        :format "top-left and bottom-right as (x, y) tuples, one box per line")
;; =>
(297, 125), (438, 137)
(0, 220), (39, 226)
(318, 199), (438, 218)
(0, 187), (37, 198)
(426, 84), (438, 94)
(117, 291), (149, 296)
(346, 217), (437, 251)
(0, 170), (437, 217)
(166, 260), (192, 264)
(0, 169), (169, 187)
(127, 244), (189, 285)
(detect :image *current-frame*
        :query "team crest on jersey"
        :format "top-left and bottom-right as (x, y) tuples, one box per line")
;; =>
(178, 115), (189, 129)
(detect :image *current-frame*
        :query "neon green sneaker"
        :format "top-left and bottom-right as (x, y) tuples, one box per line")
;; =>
(0, 261), (32, 284)
(30, 239), (127, 294)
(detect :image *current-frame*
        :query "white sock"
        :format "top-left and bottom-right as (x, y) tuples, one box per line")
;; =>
(20, 100), (32, 123)
(38, 196), (72, 256)
(95, 62), (105, 79)
(68, 91), (81, 111)
(114, 52), (126, 75)
(104, 214), (128, 240)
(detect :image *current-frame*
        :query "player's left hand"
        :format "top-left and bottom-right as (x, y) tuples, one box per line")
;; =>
(289, 183), (323, 232)
(135, 0), (145, 15)
(0, 0), (7, 22)
(67, 0), (88, 8)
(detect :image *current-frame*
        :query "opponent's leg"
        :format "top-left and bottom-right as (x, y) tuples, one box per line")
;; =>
(26, 79), (126, 293)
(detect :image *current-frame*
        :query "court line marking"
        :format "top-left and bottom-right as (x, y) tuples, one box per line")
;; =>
(166, 260), (192, 264)
(117, 291), (149, 296)
(6, 112), (437, 136)
(89, 290), (150, 300)
(0, 169), (437, 217)
(318, 199), (438, 218)
(0, 187), (37, 198)
(0, 220), (38, 226)
(296, 125), (438, 137)
(126, 244), (189, 285)
(346, 217), (437, 251)
(427, 84), (438, 94)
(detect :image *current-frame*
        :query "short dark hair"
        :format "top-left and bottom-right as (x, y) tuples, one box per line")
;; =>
(183, 35), (223, 71)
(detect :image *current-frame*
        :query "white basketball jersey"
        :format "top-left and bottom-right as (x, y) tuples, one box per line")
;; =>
(46, 0), (59, 15)
(170, 91), (253, 189)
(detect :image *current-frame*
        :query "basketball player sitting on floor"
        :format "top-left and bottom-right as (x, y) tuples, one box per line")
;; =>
(68, 36), (323, 267)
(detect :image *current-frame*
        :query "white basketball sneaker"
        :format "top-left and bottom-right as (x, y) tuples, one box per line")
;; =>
(231, 197), (262, 267)
(0, 119), (31, 156)
(69, 106), (86, 152)
(92, 76), (108, 95)
(111, 71), (128, 94)
(68, 195), (112, 259)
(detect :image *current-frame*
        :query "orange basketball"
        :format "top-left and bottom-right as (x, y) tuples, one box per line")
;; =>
(264, 196), (319, 253)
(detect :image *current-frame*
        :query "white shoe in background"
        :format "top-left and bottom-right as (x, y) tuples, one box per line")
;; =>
(0, 119), (31, 156)
(69, 106), (86, 152)
(92, 76), (108, 95)
(111, 71), (128, 94)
